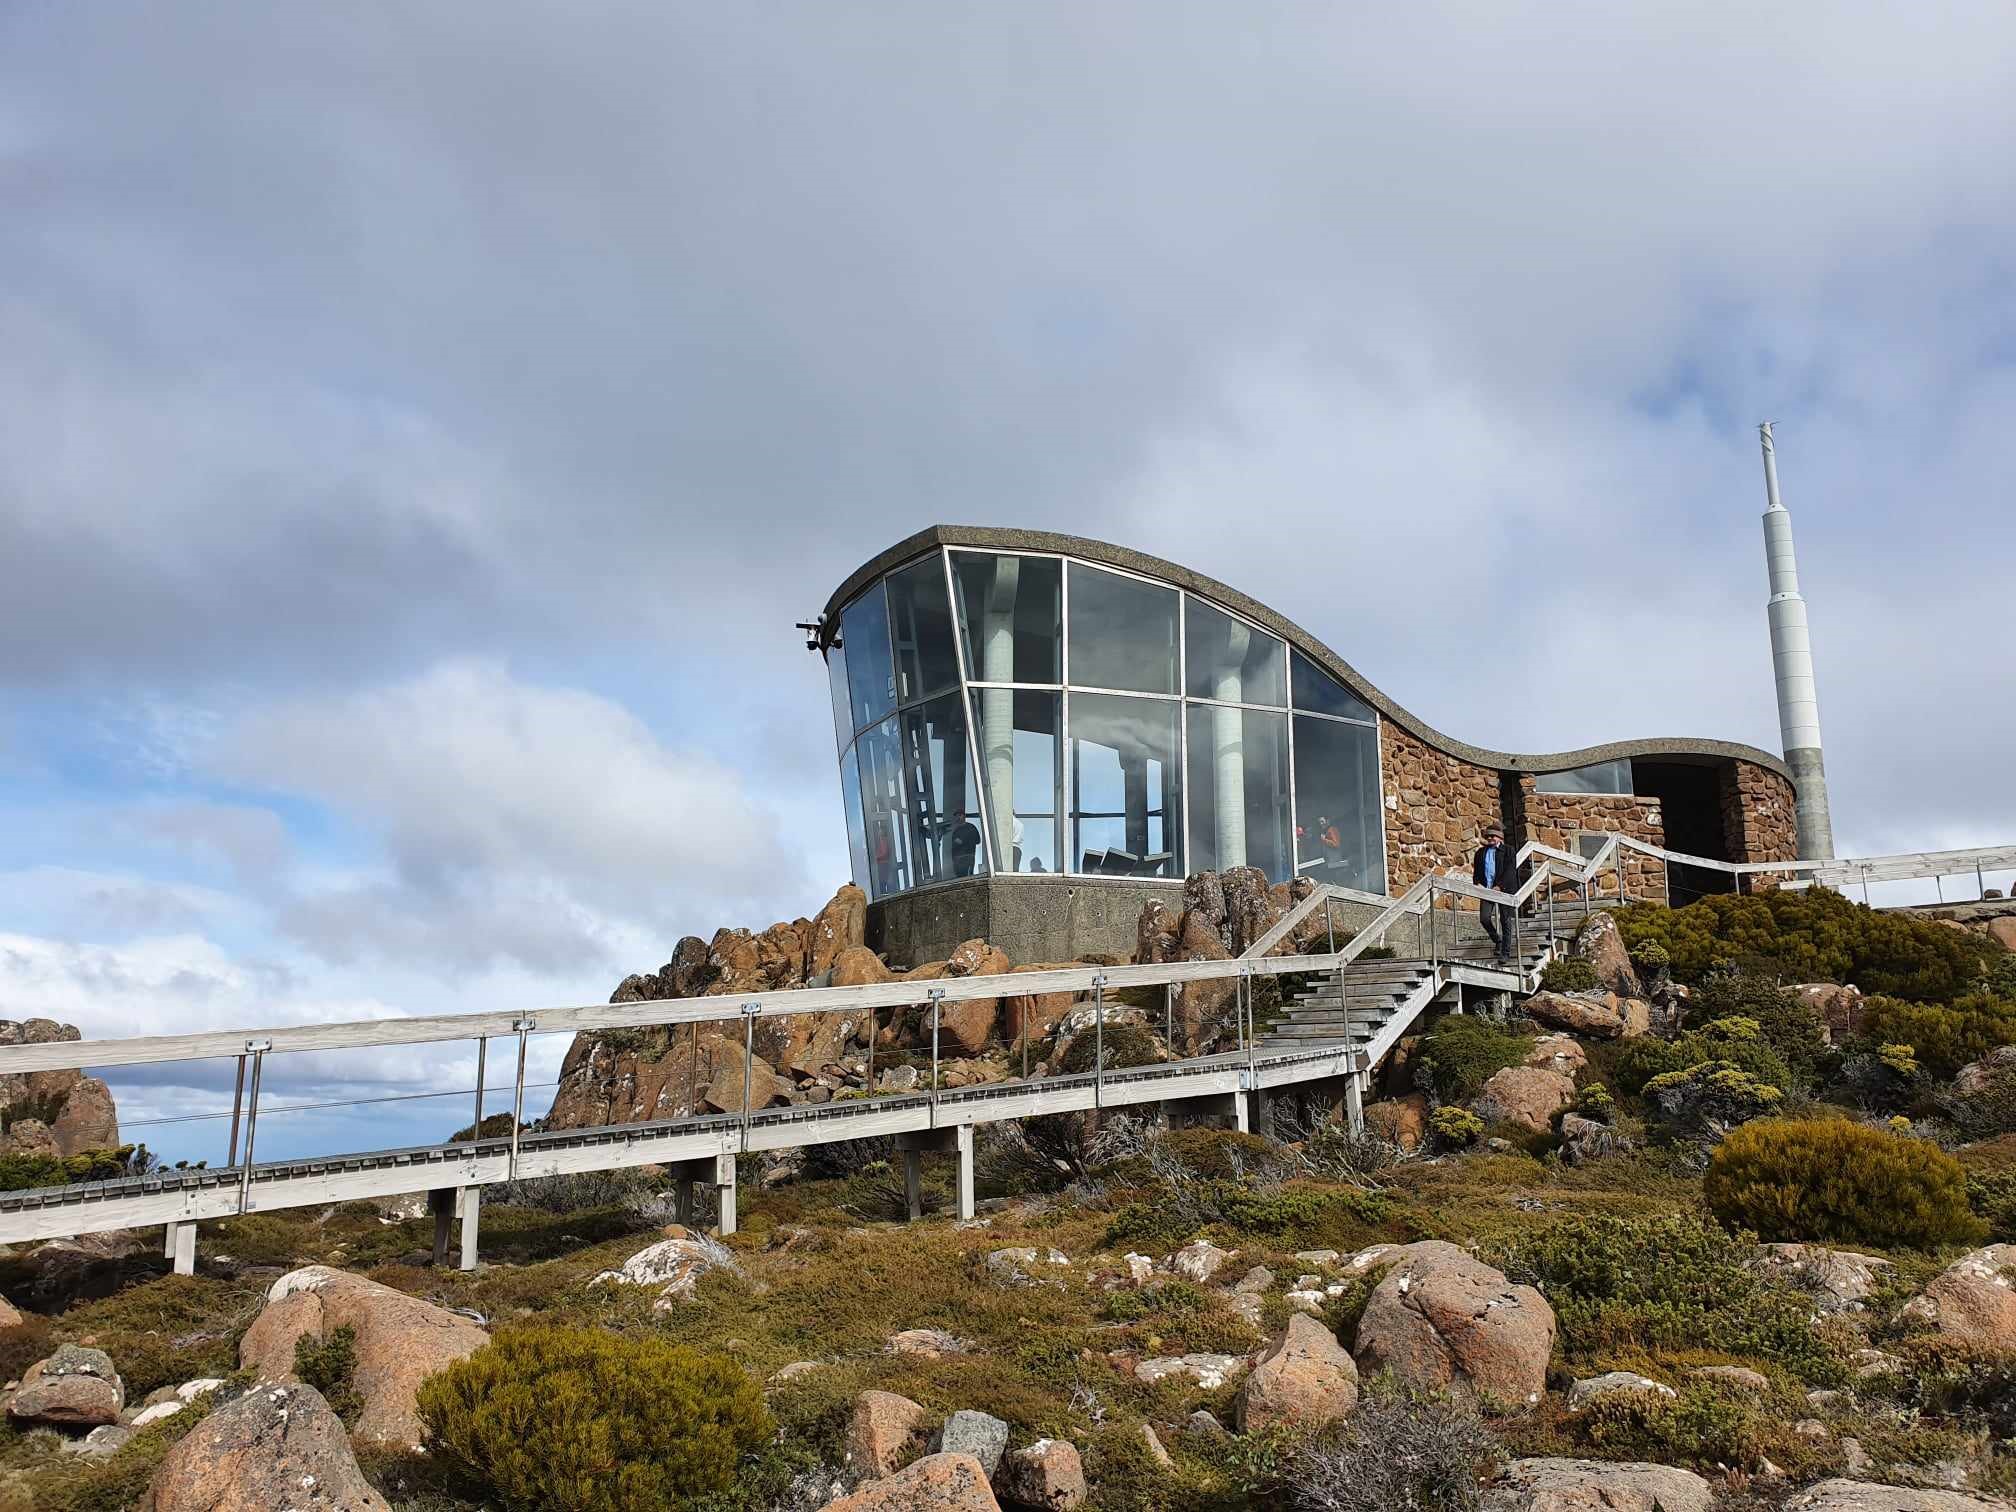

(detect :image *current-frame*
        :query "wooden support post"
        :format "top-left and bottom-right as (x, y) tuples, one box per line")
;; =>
(164, 1220), (195, 1277)
(429, 1187), (456, 1267)
(954, 1125), (974, 1222)
(458, 1188), (481, 1271)
(674, 1179), (695, 1227)
(903, 1149), (924, 1221)
(1344, 1073), (1366, 1134)
(713, 1151), (737, 1237)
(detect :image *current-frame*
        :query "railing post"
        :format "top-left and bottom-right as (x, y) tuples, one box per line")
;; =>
(1547, 878), (1556, 944)
(1977, 860), (1987, 901)
(1428, 882), (1438, 966)
(1325, 898), (1335, 954)
(472, 1037), (487, 1138)
(1092, 974), (1107, 1110)
(508, 1018), (532, 1180)
(928, 989), (944, 1113)
(1235, 971), (1246, 1059)
(1163, 982), (1173, 1056)
(1243, 964), (1256, 1083)
(235, 1040), (269, 1214)
(225, 1053), (247, 1167)
(866, 1004), (876, 1096)
(741, 1003), (759, 1150)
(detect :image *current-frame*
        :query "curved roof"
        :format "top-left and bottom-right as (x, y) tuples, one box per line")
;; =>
(823, 525), (1790, 782)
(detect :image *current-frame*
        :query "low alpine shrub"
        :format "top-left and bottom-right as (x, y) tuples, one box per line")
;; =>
(416, 1325), (771, 1512)
(1430, 1105), (1484, 1149)
(1288, 1380), (1500, 1511)
(1539, 956), (1599, 994)
(293, 1325), (362, 1425)
(1858, 995), (2016, 1081)
(1413, 1016), (1533, 1105)
(1704, 1118), (1986, 1252)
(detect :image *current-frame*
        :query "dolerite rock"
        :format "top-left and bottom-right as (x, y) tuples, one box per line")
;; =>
(1692, 1365), (1769, 1391)
(819, 1452), (1002, 1511)
(0, 1293), (22, 1329)
(1525, 1034), (1587, 1076)
(1522, 991), (1631, 1040)
(1783, 1482), (2015, 1512)
(1791, 983), (1867, 1046)
(1472, 1066), (1575, 1134)
(1000, 1439), (1086, 1510)
(808, 884), (868, 978)
(1364, 1093), (1429, 1151)
(8, 1343), (123, 1427)
(1135, 897), (1183, 964)
(845, 1390), (927, 1475)
(1353, 1241), (1555, 1409)
(1753, 1243), (1895, 1315)
(589, 1228), (741, 1308)
(1566, 1371), (1675, 1410)
(703, 1053), (796, 1115)
(1134, 1353), (1245, 1388)
(0, 1019), (122, 1158)
(1558, 1114), (1624, 1166)
(932, 1410), (1010, 1476)
(1954, 1045), (2016, 1098)
(1572, 911), (1642, 999)
(1237, 1313), (1359, 1431)
(144, 1382), (390, 1512)
(1219, 866), (1283, 954)
(833, 945), (897, 988)
(1002, 965), (1081, 1044)
(1483, 1457), (1713, 1512)
(939, 940), (1010, 1055)
(239, 1266), (487, 1448)
(1168, 1239), (1234, 1284)
(1899, 1245), (2016, 1352)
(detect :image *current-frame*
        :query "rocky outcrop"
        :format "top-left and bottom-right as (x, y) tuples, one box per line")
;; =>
(1782, 1482), (2014, 1512)
(1472, 1067), (1575, 1134)
(845, 1390), (928, 1475)
(1753, 1244), (1894, 1315)
(1791, 983), (1867, 1046)
(239, 1266), (488, 1448)
(590, 1228), (741, 1308)
(1899, 1245), (2016, 1353)
(1237, 1314), (1358, 1431)
(144, 1383), (389, 1512)
(1523, 991), (1643, 1040)
(1954, 1046), (2016, 1098)
(1526, 1034), (1588, 1076)
(1353, 1241), (1555, 1409)
(8, 1344), (123, 1427)
(1483, 1457), (1712, 1512)
(1566, 1372), (1675, 1410)
(1365, 1093), (1429, 1151)
(0, 1020), (121, 1158)
(1000, 1439), (1086, 1510)
(821, 1452), (1002, 1511)
(1572, 912), (1642, 999)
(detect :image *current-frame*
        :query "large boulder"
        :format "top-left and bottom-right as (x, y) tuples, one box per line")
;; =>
(1791, 983), (1867, 1046)
(49, 1076), (121, 1156)
(8, 1343), (123, 1427)
(1365, 1093), (1429, 1151)
(703, 1053), (796, 1115)
(808, 884), (869, 978)
(1237, 1313), (1359, 1431)
(589, 1228), (741, 1307)
(0, 1294), (22, 1329)
(932, 1410), (1010, 1476)
(0, 1020), (122, 1158)
(846, 1390), (928, 1475)
(1472, 1066), (1575, 1135)
(1523, 992), (1636, 1040)
(1899, 1244), (2016, 1352)
(820, 1452), (1002, 1511)
(1483, 1457), (1712, 1512)
(1353, 1241), (1555, 1409)
(1572, 912), (1642, 999)
(1002, 965), (1080, 1045)
(1526, 1034), (1588, 1076)
(144, 1382), (390, 1512)
(1954, 1046), (2016, 1099)
(238, 1266), (488, 1448)
(1782, 1482), (2015, 1512)
(833, 945), (898, 988)
(1753, 1243), (1895, 1315)
(999, 1438), (1086, 1510)
(939, 940), (1011, 1055)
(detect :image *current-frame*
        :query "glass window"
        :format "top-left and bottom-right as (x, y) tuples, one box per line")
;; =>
(1185, 598), (1284, 706)
(854, 716), (912, 900)
(840, 581), (895, 733)
(838, 744), (869, 894)
(897, 692), (987, 887)
(1291, 651), (1375, 722)
(969, 688), (1060, 874)
(1068, 692), (1181, 878)
(1536, 759), (1634, 795)
(1187, 706), (1291, 879)
(1292, 714), (1385, 893)
(825, 645), (852, 757)
(952, 552), (1062, 685)
(1066, 562), (1177, 695)
(886, 556), (961, 707)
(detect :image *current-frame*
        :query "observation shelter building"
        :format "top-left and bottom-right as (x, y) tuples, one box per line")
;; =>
(816, 528), (1798, 965)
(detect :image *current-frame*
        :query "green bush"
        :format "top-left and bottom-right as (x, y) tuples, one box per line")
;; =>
(1493, 1212), (1839, 1381)
(1613, 887), (1996, 1001)
(1059, 1021), (1161, 1074)
(1704, 1118), (1986, 1252)
(1614, 1015), (1796, 1103)
(1103, 1180), (1390, 1248)
(0, 1146), (135, 1194)
(1151, 1126), (1293, 1181)
(1413, 1016), (1533, 1105)
(1539, 956), (1599, 993)
(294, 1325), (362, 1425)
(1430, 1106), (1484, 1149)
(1858, 995), (2016, 1080)
(1641, 1061), (1784, 1132)
(1688, 974), (1830, 1086)
(416, 1326), (771, 1512)
(1959, 1138), (2016, 1241)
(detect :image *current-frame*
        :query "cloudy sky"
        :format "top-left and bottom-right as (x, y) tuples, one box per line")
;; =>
(3, 3), (2011, 1163)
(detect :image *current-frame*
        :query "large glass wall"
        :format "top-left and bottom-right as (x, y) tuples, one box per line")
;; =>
(824, 547), (1386, 899)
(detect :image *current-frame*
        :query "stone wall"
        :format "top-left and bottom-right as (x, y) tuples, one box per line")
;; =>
(1517, 784), (1668, 899)
(1379, 722), (1505, 897)
(1720, 759), (1799, 885)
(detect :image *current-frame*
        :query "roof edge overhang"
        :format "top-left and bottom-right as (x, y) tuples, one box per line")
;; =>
(822, 525), (1792, 783)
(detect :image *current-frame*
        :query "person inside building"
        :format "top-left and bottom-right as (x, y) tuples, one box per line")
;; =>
(1473, 820), (1519, 962)
(1316, 813), (1343, 880)
(947, 809), (982, 877)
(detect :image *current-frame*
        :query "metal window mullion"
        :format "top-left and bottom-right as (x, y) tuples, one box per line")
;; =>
(1177, 590), (1189, 875)
(1369, 713), (1390, 895)
(944, 546), (997, 877)
(1060, 559), (1072, 874)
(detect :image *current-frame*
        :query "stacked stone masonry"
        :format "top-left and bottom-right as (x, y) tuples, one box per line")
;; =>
(1378, 722), (1504, 903)
(1518, 784), (1668, 900)
(1721, 761), (1799, 885)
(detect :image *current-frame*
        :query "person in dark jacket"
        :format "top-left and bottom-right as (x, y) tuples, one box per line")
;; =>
(1472, 821), (1519, 962)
